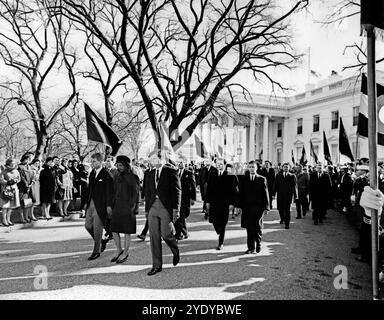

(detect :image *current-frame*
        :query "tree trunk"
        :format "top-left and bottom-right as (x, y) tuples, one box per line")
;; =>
(35, 131), (47, 160)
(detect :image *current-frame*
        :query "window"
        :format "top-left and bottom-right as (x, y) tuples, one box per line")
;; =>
(353, 106), (359, 126)
(311, 88), (323, 95)
(297, 118), (303, 135)
(277, 149), (282, 164)
(313, 115), (320, 132)
(277, 123), (282, 138)
(331, 111), (339, 129)
(329, 81), (343, 90)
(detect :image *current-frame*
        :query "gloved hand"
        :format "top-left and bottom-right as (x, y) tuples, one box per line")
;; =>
(360, 186), (384, 217)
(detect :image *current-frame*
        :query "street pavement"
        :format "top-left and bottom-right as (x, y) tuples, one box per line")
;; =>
(0, 198), (372, 300)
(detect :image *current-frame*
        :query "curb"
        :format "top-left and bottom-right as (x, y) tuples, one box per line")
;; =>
(0, 213), (85, 233)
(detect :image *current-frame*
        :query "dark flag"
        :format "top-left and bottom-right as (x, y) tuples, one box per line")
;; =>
(299, 146), (307, 165)
(339, 117), (354, 162)
(323, 131), (333, 165)
(195, 135), (208, 158)
(291, 150), (295, 165)
(84, 103), (122, 156)
(357, 73), (384, 145)
(361, 0), (384, 40)
(310, 139), (319, 164)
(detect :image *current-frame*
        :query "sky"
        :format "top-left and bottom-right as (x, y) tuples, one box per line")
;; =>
(1, 0), (384, 111)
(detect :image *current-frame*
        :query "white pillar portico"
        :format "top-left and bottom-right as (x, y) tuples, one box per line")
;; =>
(255, 121), (260, 160)
(262, 115), (269, 162)
(248, 114), (256, 161)
(283, 117), (290, 163)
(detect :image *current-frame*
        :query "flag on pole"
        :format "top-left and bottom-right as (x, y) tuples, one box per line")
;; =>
(218, 145), (223, 158)
(310, 139), (319, 164)
(339, 117), (354, 162)
(84, 103), (122, 156)
(291, 150), (295, 165)
(323, 131), (333, 165)
(361, 0), (384, 41)
(299, 146), (307, 165)
(194, 135), (209, 158)
(357, 73), (384, 145)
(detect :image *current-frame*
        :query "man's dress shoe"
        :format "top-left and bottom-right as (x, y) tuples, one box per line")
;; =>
(100, 239), (109, 253)
(87, 253), (100, 261)
(173, 251), (180, 266)
(256, 245), (261, 253)
(245, 249), (255, 254)
(147, 267), (162, 276)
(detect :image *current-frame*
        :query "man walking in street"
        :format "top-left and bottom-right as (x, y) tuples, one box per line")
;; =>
(206, 158), (238, 250)
(175, 159), (196, 241)
(259, 161), (275, 209)
(84, 153), (114, 260)
(199, 159), (217, 219)
(101, 155), (119, 252)
(238, 161), (269, 254)
(339, 165), (353, 214)
(309, 163), (332, 225)
(144, 151), (181, 276)
(295, 164), (310, 219)
(272, 163), (297, 229)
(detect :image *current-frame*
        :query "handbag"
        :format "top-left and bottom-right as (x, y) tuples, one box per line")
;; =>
(1, 186), (14, 201)
(22, 198), (33, 208)
(55, 188), (65, 200)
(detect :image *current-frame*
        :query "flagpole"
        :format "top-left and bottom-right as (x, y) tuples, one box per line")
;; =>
(307, 47), (311, 84)
(366, 24), (380, 301)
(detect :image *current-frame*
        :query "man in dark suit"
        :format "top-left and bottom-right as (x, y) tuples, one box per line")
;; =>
(339, 165), (353, 214)
(258, 161), (275, 209)
(175, 159), (197, 240)
(239, 161), (269, 254)
(144, 151), (181, 276)
(84, 153), (114, 260)
(101, 155), (119, 252)
(199, 159), (217, 219)
(272, 163), (297, 229)
(295, 165), (310, 218)
(206, 158), (238, 250)
(309, 163), (332, 225)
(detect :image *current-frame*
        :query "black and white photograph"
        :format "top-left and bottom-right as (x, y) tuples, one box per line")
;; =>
(0, 0), (384, 306)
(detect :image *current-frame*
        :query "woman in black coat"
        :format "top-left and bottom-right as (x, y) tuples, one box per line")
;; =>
(110, 155), (140, 264)
(39, 157), (55, 220)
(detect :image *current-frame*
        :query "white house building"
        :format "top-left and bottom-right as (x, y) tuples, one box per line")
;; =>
(138, 72), (384, 164)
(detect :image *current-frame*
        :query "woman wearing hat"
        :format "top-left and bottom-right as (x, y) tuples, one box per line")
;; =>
(110, 155), (140, 263)
(0, 159), (21, 226)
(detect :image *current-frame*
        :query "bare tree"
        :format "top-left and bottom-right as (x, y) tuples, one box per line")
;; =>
(49, 0), (307, 151)
(0, 0), (78, 159)
(319, 0), (384, 73)
(110, 102), (149, 159)
(49, 100), (99, 160)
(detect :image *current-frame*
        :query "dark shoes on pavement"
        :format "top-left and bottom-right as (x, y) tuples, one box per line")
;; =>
(216, 244), (224, 250)
(147, 267), (162, 276)
(101, 239), (109, 253)
(110, 251), (123, 263)
(137, 234), (146, 241)
(285, 225), (289, 229)
(245, 249), (256, 254)
(88, 253), (100, 261)
(280, 220), (284, 224)
(173, 250), (180, 266)
(116, 253), (129, 264)
(256, 245), (261, 253)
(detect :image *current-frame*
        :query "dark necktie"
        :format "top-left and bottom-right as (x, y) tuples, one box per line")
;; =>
(156, 169), (160, 184)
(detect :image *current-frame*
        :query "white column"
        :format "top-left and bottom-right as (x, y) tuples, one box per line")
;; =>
(249, 114), (255, 161)
(283, 118), (290, 163)
(262, 115), (269, 162)
(255, 119), (260, 160)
